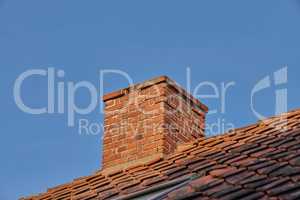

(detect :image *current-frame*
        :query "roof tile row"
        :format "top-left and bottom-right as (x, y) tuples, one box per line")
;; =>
(22, 109), (300, 200)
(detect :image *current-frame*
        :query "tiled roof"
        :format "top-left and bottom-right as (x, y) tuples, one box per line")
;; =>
(22, 109), (300, 200)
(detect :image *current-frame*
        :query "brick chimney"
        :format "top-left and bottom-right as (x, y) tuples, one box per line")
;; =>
(102, 76), (208, 172)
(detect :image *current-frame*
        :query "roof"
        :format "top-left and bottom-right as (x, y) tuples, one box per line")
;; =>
(22, 108), (300, 200)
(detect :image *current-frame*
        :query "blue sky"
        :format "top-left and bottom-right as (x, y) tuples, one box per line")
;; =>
(1, 1), (300, 199)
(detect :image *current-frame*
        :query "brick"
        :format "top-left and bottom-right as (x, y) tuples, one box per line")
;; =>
(102, 76), (207, 170)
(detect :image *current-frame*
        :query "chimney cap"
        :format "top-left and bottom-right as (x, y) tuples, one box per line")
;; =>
(102, 75), (208, 113)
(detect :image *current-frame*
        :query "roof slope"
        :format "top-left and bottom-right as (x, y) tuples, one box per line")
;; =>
(22, 109), (300, 200)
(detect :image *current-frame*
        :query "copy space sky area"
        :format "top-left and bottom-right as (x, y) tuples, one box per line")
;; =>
(1, 1), (300, 199)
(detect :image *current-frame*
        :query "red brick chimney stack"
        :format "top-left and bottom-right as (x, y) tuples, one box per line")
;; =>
(102, 76), (208, 172)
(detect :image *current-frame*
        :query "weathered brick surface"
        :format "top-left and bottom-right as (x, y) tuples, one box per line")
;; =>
(102, 76), (208, 170)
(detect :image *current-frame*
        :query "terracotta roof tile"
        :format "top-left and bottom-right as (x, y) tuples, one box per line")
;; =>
(21, 109), (300, 200)
(215, 188), (253, 200)
(257, 177), (291, 192)
(268, 182), (300, 197)
(243, 177), (273, 189)
(289, 156), (300, 166)
(141, 175), (167, 186)
(166, 185), (196, 200)
(278, 187), (300, 200)
(239, 192), (265, 200)
(225, 170), (255, 185)
(209, 166), (238, 177)
(205, 182), (240, 197)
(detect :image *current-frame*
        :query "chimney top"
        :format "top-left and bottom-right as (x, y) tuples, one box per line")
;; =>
(101, 76), (208, 172)
(103, 76), (208, 112)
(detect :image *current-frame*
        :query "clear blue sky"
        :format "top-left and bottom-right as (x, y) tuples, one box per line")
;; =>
(1, 1), (300, 199)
